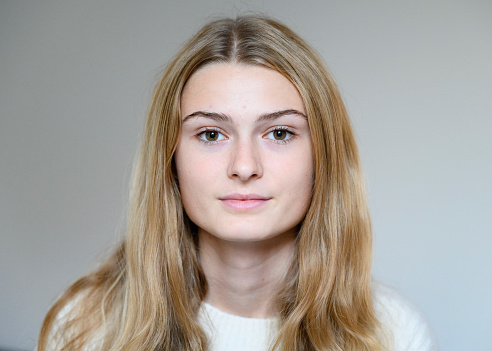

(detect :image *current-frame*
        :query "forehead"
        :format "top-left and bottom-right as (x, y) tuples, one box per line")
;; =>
(180, 63), (305, 118)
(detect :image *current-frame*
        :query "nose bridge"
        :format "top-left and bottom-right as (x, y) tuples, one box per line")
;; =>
(228, 135), (262, 181)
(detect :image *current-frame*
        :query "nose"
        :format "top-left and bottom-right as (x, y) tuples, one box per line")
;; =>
(227, 138), (263, 181)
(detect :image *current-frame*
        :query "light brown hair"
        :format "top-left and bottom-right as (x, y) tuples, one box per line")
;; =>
(38, 15), (384, 351)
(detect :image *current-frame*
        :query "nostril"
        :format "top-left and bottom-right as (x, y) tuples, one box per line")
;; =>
(229, 162), (262, 181)
(227, 142), (263, 180)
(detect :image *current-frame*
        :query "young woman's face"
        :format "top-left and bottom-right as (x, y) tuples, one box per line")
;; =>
(175, 63), (313, 243)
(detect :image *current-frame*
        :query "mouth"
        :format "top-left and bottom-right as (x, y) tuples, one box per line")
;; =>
(219, 193), (271, 210)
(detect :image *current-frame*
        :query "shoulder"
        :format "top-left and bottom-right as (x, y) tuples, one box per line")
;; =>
(41, 294), (82, 350)
(372, 282), (439, 351)
(41, 292), (102, 351)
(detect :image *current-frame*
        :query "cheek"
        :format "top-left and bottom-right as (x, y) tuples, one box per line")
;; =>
(176, 168), (203, 223)
(268, 148), (314, 211)
(175, 147), (197, 209)
(277, 147), (314, 184)
(294, 168), (315, 206)
(175, 148), (219, 209)
(290, 150), (315, 207)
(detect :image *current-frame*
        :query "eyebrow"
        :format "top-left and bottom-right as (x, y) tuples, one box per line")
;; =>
(182, 109), (307, 124)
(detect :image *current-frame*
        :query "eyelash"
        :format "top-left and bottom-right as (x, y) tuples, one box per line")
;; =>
(196, 128), (226, 145)
(195, 127), (297, 145)
(265, 126), (296, 144)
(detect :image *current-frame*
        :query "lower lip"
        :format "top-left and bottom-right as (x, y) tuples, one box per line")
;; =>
(220, 199), (269, 210)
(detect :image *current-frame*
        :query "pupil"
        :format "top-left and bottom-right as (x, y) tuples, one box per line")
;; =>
(207, 131), (217, 141)
(275, 130), (286, 140)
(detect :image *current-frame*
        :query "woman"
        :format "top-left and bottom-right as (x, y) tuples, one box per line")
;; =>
(38, 15), (436, 351)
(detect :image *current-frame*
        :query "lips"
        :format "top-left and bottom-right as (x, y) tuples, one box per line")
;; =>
(219, 193), (271, 210)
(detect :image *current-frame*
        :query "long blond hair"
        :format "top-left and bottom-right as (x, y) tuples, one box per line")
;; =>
(38, 15), (383, 351)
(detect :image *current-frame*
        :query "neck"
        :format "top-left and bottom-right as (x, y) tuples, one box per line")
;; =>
(199, 230), (296, 318)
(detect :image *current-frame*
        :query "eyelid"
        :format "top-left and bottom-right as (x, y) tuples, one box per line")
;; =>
(195, 127), (228, 144)
(263, 126), (297, 143)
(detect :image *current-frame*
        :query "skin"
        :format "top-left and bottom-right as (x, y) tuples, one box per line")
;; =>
(174, 63), (314, 318)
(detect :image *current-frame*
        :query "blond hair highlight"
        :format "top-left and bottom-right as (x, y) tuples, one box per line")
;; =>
(38, 15), (384, 351)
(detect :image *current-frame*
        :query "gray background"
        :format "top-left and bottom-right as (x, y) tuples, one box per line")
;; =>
(1, 1), (491, 350)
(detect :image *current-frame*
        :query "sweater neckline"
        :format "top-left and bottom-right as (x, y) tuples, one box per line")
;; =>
(199, 302), (278, 350)
(201, 301), (277, 324)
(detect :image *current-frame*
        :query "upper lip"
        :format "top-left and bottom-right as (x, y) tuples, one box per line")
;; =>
(220, 193), (271, 201)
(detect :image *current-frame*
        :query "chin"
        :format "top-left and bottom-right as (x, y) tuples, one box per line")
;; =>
(206, 226), (297, 244)
(215, 231), (271, 243)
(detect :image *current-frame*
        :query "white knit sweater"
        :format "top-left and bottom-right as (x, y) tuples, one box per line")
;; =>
(46, 284), (437, 350)
(198, 283), (438, 351)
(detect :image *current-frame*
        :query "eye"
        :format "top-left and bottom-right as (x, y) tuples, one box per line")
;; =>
(273, 129), (288, 140)
(197, 129), (226, 143)
(265, 128), (295, 142)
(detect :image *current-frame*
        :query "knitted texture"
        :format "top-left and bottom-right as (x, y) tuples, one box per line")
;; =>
(199, 283), (438, 351)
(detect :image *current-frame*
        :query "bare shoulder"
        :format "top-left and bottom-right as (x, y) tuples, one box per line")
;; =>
(372, 282), (439, 351)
